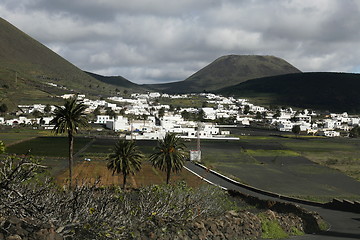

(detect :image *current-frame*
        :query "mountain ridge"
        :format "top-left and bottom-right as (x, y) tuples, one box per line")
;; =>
(0, 17), (146, 108)
(145, 55), (301, 93)
(217, 72), (360, 113)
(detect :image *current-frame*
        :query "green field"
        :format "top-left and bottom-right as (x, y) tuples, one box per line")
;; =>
(3, 130), (360, 202)
(199, 136), (360, 202)
(0, 127), (53, 146)
(6, 136), (92, 157)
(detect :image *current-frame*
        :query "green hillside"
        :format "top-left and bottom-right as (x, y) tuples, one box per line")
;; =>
(85, 71), (148, 93)
(218, 72), (360, 113)
(146, 55), (301, 93)
(0, 18), (144, 109)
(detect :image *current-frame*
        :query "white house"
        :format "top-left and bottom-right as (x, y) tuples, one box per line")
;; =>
(106, 116), (129, 131)
(61, 94), (75, 99)
(318, 130), (340, 137)
(294, 114), (311, 123)
(277, 112), (292, 121)
(96, 115), (113, 124)
(236, 117), (251, 126)
(202, 108), (216, 120)
(277, 121), (293, 132)
(105, 102), (117, 110)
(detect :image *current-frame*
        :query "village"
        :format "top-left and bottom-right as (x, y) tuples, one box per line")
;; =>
(2, 91), (360, 139)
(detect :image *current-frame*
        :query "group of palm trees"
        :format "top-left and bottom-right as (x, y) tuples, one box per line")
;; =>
(50, 96), (188, 190)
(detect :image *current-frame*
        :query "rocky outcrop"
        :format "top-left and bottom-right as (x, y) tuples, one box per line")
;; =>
(0, 216), (62, 240)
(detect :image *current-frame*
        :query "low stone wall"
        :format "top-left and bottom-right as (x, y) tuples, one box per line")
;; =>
(228, 189), (325, 234)
(324, 198), (360, 213)
(0, 216), (62, 240)
(0, 210), (306, 240)
(127, 209), (305, 240)
(194, 162), (360, 214)
(194, 162), (323, 207)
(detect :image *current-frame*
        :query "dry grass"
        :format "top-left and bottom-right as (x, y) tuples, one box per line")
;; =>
(56, 160), (205, 188)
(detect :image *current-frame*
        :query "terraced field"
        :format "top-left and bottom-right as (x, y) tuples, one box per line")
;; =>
(4, 129), (360, 201)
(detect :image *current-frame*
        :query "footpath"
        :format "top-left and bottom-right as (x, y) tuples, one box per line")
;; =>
(185, 161), (360, 240)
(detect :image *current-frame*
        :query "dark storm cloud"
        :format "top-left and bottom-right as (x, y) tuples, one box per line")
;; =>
(1, 0), (360, 84)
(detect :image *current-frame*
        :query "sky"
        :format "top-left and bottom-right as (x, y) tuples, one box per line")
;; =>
(1, 0), (360, 84)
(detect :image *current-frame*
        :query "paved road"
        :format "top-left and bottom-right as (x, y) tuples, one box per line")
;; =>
(185, 162), (360, 240)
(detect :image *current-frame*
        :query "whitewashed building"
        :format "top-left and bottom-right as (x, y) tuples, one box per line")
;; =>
(106, 116), (129, 131)
(96, 115), (113, 124)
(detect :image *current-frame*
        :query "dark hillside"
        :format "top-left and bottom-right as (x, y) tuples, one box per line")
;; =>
(218, 72), (360, 113)
(85, 71), (148, 93)
(146, 55), (301, 93)
(0, 17), (136, 107)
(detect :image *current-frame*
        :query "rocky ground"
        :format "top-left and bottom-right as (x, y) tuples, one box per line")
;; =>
(1, 208), (317, 240)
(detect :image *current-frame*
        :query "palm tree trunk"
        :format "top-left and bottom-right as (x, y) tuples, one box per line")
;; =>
(68, 131), (74, 190)
(166, 169), (171, 184)
(123, 173), (127, 190)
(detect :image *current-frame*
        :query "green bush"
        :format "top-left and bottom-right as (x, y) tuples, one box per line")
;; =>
(258, 213), (289, 239)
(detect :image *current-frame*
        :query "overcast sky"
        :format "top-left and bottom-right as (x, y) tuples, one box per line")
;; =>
(1, 0), (360, 84)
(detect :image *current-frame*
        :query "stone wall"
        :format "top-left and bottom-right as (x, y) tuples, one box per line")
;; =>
(228, 189), (325, 234)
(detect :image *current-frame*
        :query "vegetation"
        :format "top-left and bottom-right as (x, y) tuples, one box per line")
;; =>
(0, 153), (239, 239)
(149, 132), (188, 184)
(50, 96), (88, 188)
(292, 125), (301, 136)
(0, 140), (4, 153)
(5, 131), (360, 201)
(107, 140), (144, 190)
(146, 55), (300, 93)
(258, 213), (289, 239)
(349, 125), (360, 138)
(0, 18), (148, 109)
(0, 103), (8, 115)
(218, 72), (360, 113)
(85, 71), (148, 93)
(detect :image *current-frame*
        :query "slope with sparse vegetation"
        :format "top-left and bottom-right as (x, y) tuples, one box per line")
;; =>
(217, 72), (360, 113)
(0, 18), (146, 109)
(146, 55), (301, 93)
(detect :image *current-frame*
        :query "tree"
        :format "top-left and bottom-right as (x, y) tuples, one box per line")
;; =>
(107, 140), (143, 190)
(32, 110), (42, 118)
(93, 106), (101, 116)
(0, 103), (8, 115)
(181, 110), (190, 120)
(255, 111), (262, 119)
(273, 109), (281, 118)
(197, 109), (205, 121)
(50, 96), (88, 189)
(158, 107), (165, 118)
(350, 126), (360, 138)
(149, 132), (187, 184)
(0, 141), (5, 154)
(119, 108), (126, 115)
(106, 108), (116, 119)
(243, 105), (250, 115)
(292, 125), (301, 137)
(44, 104), (52, 115)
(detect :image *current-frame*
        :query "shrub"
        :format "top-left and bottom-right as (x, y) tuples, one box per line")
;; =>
(0, 154), (237, 239)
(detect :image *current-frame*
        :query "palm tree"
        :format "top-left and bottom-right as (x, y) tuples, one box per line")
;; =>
(107, 140), (143, 190)
(149, 132), (187, 184)
(50, 96), (88, 188)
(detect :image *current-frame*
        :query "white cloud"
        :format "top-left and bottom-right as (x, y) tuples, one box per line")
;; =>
(1, 0), (360, 83)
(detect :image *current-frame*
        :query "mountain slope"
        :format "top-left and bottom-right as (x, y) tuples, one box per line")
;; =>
(146, 55), (301, 93)
(218, 72), (360, 113)
(0, 18), (145, 108)
(85, 71), (147, 92)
